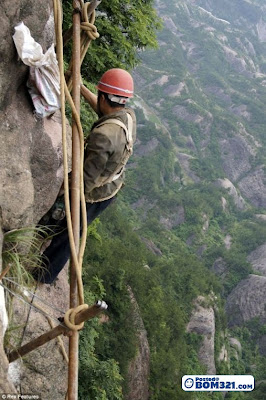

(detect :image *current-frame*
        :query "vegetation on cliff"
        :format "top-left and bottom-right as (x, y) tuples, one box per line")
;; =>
(35, 0), (266, 398)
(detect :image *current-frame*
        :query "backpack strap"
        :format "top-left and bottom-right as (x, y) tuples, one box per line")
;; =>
(97, 113), (133, 153)
(92, 113), (134, 184)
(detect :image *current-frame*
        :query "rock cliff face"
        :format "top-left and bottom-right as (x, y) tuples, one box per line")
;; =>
(226, 243), (266, 329)
(10, 272), (69, 399)
(187, 296), (216, 374)
(0, 230), (16, 394)
(126, 287), (150, 400)
(0, 0), (64, 231)
(0, 0), (66, 395)
(226, 275), (266, 327)
(247, 243), (266, 276)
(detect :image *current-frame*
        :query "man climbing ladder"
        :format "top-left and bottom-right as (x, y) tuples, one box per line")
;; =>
(33, 68), (136, 284)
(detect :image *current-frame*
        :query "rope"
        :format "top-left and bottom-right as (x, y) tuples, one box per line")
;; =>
(3, 277), (66, 315)
(1, 280), (69, 362)
(53, 0), (99, 328)
(0, 281), (65, 327)
(64, 304), (88, 331)
(67, 1), (99, 92)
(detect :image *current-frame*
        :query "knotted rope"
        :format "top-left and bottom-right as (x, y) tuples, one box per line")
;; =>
(67, 1), (99, 92)
(53, 0), (99, 330)
(64, 304), (89, 331)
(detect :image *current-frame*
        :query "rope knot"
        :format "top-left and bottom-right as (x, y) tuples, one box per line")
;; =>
(81, 22), (99, 40)
(64, 304), (89, 331)
(81, 1), (100, 41)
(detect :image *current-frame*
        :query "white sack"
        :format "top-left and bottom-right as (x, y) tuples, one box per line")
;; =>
(13, 22), (60, 118)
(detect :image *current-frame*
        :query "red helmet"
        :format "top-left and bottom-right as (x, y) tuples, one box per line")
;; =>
(97, 68), (134, 98)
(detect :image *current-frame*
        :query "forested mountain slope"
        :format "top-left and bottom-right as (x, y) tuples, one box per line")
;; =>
(82, 0), (266, 399)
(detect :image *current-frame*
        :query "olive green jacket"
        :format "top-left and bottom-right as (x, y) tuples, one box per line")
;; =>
(84, 108), (136, 203)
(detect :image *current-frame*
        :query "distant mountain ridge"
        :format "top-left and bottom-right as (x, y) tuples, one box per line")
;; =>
(133, 0), (266, 207)
(124, 0), (266, 395)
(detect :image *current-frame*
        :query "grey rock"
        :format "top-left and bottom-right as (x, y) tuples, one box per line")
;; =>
(238, 167), (266, 208)
(257, 335), (266, 356)
(177, 153), (201, 183)
(214, 178), (246, 210)
(141, 237), (162, 256)
(226, 275), (266, 327)
(229, 104), (251, 120)
(207, 86), (232, 103)
(134, 137), (159, 157)
(10, 269), (69, 399)
(247, 243), (266, 276)
(255, 214), (266, 222)
(219, 136), (255, 183)
(159, 206), (185, 230)
(126, 287), (150, 400)
(257, 18), (266, 42)
(218, 345), (228, 362)
(164, 82), (187, 97)
(0, 228), (17, 394)
(0, 0), (71, 230)
(211, 257), (228, 281)
(229, 337), (242, 354)
(187, 296), (216, 374)
(131, 197), (156, 220)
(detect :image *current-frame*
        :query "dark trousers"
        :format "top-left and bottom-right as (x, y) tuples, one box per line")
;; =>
(35, 197), (114, 284)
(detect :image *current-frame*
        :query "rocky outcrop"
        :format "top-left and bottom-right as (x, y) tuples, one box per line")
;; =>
(131, 196), (157, 220)
(247, 243), (266, 276)
(222, 45), (250, 74)
(257, 18), (266, 42)
(229, 337), (242, 354)
(134, 137), (159, 157)
(187, 296), (216, 374)
(226, 273), (266, 356)
(219, 135), (256, 183)
(228, 337), (242, 361)
(173, 101), (213, 137)
(141, 237), (162, 256)
(0, 229), (16, 394)
(164, 82), (187, 97)
(211, 257), (228, 282)
(1, 109), (68, 230)
(9, 271), (69, 399)
(0, 0), (69, 396)
(0, 0), (65, 231)
(238, 167), (266, 208)
(159, 205), (185, 230)
(126, 287), (150, 400)
(226, 275), (266, 327)
(177, 153), (201, 183)
(214, 178), (246, 210)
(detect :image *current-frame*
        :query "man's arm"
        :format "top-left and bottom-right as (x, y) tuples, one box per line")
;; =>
(81, 84), (98, 113)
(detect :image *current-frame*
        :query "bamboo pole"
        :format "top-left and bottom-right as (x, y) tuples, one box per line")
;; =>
(69, 0), (82, 398)
(7, 301), (107, 363)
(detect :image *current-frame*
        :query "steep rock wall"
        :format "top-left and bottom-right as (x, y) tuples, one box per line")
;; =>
(126, 287), (150, 400)
(226, 275), (266, 327)
(0, 0), (64, 230)
(187, 296), (216, 374)
(0, 229), (16, 394)
(0, 0), (67, 396)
